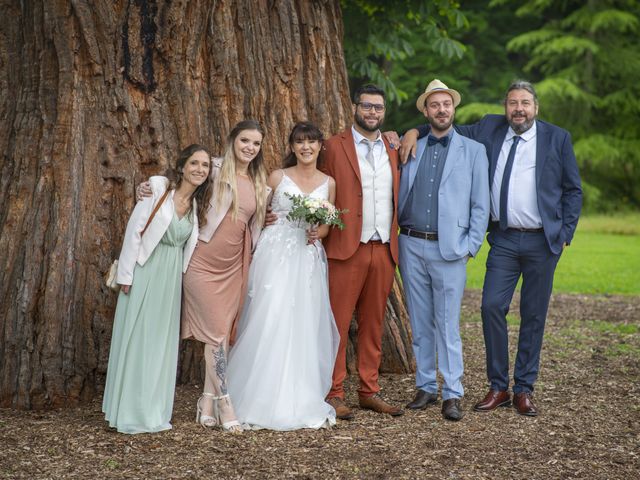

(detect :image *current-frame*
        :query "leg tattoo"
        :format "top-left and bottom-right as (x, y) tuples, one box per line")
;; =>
(213, 345), (228, 395)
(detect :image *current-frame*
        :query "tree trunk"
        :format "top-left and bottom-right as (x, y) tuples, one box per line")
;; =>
(0, 0), (413, 410)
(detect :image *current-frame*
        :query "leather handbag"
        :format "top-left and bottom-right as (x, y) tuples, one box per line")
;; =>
(105, 189), (171, 292)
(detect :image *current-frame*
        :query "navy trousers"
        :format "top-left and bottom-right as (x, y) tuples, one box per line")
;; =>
(480, 227), (561, 393)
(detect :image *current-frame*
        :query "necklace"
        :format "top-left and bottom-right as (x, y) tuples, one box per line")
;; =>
(174, 192), (191, 205)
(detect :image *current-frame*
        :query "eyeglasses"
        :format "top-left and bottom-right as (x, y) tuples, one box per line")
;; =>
(357, 102), (385, 113)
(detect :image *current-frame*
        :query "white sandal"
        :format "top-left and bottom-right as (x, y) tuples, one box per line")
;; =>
(196, 393), (217, 428)
(214, 394), (243, 433)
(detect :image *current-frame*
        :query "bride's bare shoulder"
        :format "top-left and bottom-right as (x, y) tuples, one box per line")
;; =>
(267, 169), (285, 190)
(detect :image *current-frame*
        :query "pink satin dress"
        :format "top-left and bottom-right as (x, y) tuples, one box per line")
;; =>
(181, 176), (256, 346)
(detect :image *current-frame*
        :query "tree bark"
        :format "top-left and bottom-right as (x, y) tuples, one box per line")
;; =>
(0, 0), (413, 409)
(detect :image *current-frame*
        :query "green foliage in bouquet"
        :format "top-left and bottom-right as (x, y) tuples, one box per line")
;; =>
(285, 193), (347, 230)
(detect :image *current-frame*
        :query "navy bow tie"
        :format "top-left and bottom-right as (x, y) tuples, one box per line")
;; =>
(427, 135), (449, 147)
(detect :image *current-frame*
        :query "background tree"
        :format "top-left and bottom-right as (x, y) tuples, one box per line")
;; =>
(500, 0), (640, 211)
(341, 0), (467, 107)
(381, 0), (527, 131)
(343, 0), (640, 211)
(0, 0), (413, 410)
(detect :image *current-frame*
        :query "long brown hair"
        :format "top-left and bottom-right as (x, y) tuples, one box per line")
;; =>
(214, 120), (268, 227)
(169, 144), (213, 227)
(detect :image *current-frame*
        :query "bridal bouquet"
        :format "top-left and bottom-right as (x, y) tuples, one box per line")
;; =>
(286, 193), (347, 230)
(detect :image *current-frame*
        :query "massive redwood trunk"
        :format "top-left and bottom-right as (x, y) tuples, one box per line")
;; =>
(0, 0), (414, 409)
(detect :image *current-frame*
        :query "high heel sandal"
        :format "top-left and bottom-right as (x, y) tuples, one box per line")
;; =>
(196, 392), (217, 428)
(213, 394), (243, 433)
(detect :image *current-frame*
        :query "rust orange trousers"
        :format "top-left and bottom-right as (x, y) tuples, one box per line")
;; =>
(327, 241), (395, 399)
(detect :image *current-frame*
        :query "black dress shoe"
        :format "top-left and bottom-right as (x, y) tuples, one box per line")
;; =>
(406, 390), (438, 409)
(442, 398), (464, 421)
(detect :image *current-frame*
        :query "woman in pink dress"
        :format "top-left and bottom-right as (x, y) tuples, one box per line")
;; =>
(180, 120), (270, 432)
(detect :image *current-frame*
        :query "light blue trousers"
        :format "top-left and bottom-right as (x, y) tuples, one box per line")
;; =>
(399, 234), (467, 400)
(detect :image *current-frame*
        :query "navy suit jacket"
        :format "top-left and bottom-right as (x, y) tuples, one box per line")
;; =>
(417, 114), (582, 254)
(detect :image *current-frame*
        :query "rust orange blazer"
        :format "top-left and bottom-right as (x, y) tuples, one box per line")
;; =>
(321, 127), (400, 265)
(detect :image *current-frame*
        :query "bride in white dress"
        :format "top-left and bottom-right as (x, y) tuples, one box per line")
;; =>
(227, 122), (340, 430)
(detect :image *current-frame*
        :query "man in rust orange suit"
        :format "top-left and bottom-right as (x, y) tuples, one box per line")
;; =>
(322, 85), (403, 419)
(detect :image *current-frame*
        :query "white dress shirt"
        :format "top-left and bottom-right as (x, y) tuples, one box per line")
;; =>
(491, 121), (542, 229)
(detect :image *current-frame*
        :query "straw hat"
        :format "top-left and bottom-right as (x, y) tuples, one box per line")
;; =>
(416, 79), (461, 112)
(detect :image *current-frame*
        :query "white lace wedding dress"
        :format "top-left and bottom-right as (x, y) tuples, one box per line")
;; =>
(226, 173), (339, 430)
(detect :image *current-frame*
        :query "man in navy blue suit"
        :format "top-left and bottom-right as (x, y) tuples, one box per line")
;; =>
(400, 80), (582, 416)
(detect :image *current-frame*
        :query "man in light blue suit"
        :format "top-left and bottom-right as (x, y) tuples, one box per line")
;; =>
(398, 79), (490, 421)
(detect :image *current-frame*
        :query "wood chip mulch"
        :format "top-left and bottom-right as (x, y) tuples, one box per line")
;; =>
(1, 292), (639, 479)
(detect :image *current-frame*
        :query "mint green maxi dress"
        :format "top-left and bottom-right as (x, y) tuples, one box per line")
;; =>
(103, 212), (193, 434)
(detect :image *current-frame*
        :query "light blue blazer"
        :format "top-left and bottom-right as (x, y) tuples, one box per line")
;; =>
(398, 130), (490, 261)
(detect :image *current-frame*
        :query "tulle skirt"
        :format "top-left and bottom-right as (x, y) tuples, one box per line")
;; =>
(227, 223), (339, 430)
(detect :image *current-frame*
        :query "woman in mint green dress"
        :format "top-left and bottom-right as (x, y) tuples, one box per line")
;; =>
(103, 145), (212, 434)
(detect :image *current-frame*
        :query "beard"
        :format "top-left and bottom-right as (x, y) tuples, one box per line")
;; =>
(508, 112), (535, 134)
(427, 112), (454, 133)
(354, 110), (384, 132)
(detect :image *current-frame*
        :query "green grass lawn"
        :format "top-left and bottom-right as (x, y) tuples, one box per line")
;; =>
(466, 213), (640, 295)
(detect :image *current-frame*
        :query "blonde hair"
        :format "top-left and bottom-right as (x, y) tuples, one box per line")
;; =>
(213, 120), (268, 227)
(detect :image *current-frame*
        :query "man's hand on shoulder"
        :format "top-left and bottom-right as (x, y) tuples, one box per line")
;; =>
(399, 129), (420, 164)
(382, 131), (400, 150)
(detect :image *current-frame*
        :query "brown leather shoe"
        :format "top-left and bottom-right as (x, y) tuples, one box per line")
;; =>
(473, 389), (512, 412)
(326, 397), (354, 420)
(441, 398), (464, 421)
(513, 392), (538, 416)
(359, 394), (404, 416)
